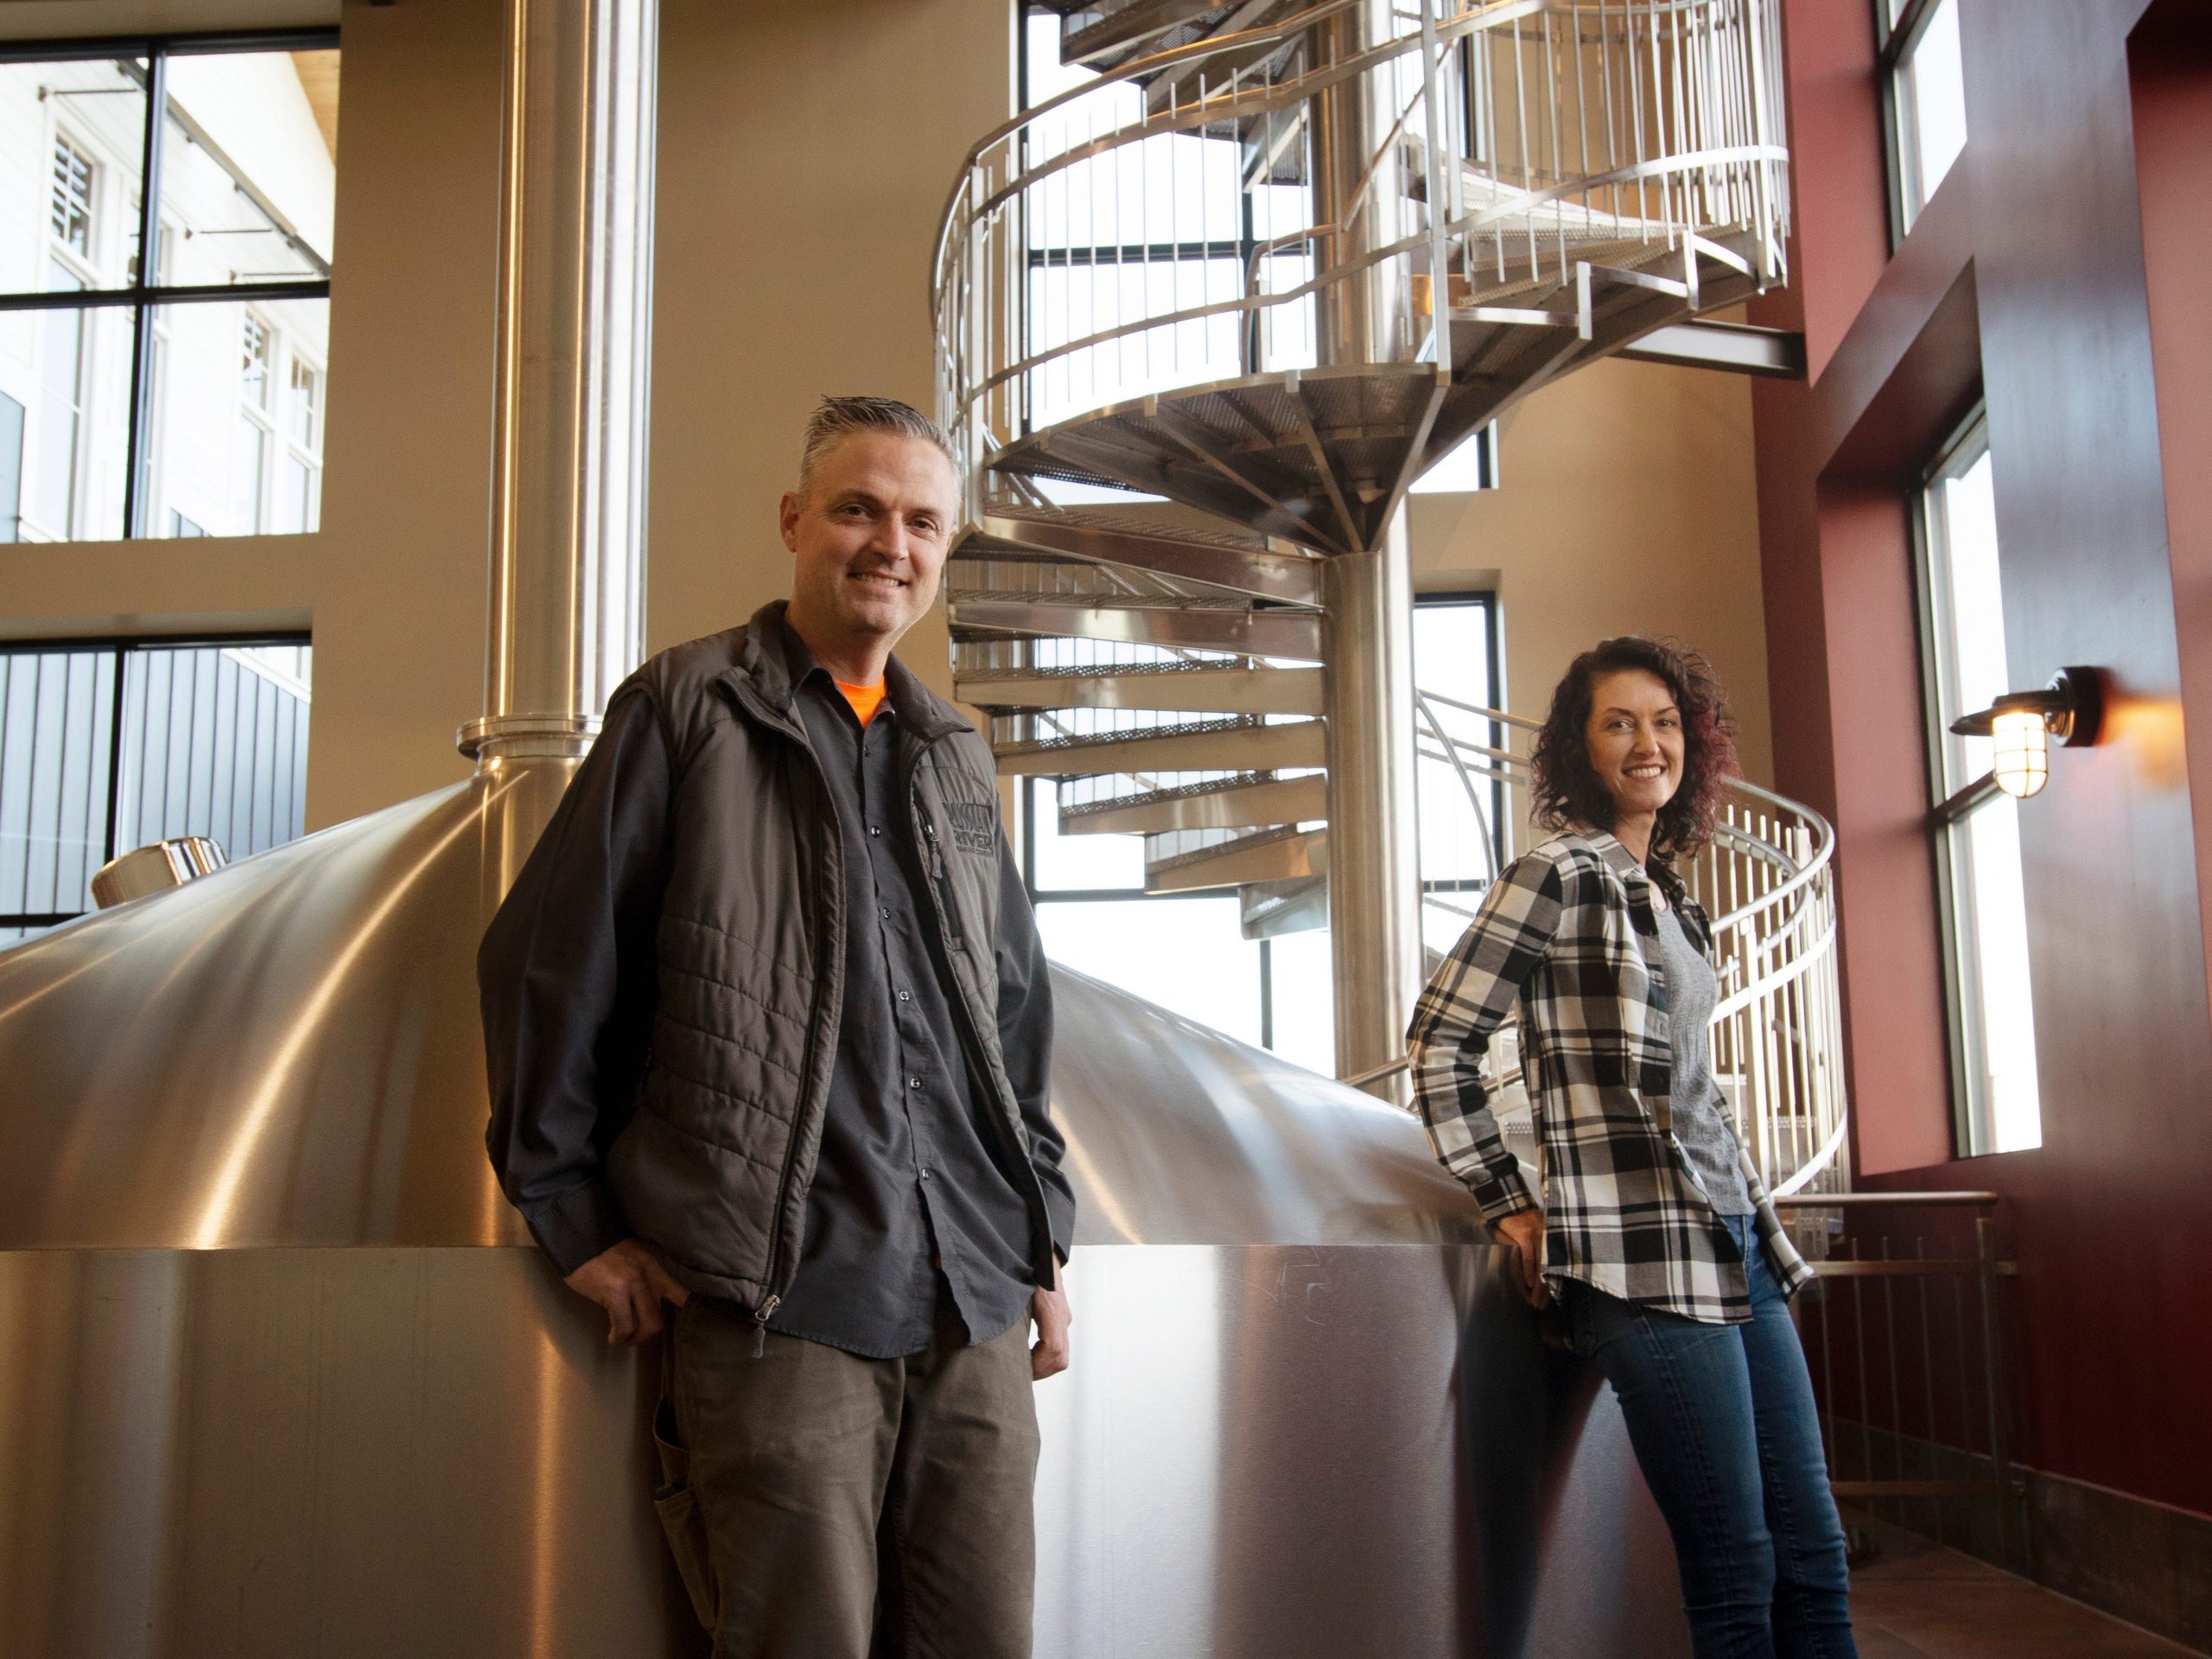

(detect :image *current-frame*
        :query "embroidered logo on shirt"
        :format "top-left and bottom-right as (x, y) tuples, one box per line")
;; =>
(945, 800), (996, 855)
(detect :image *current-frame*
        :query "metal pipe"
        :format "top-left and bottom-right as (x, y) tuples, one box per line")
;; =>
(1322, 512), (1421, 1102)
(1307, 3), (1391, 366)
(461, 0), (658, 766)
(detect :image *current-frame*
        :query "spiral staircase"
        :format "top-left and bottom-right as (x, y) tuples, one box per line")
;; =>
(933, 0), (1846, 1192)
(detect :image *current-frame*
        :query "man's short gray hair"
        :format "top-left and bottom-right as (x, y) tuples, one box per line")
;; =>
(798, 396), (957, 498)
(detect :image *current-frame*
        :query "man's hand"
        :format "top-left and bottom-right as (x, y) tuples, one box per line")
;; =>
(1493, 1208), (1549, 1310)
(1029, 1259), (1071, 1380)
(564, 1236), (689, 1345)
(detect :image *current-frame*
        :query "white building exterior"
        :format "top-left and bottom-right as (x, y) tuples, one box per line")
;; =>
(0, 48), (334, 543)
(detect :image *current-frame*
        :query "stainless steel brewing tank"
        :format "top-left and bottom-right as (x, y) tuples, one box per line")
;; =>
(0, 776), (1688, 1657)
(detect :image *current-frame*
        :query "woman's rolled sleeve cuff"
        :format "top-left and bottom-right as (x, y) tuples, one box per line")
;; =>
(1468, 1166), (1536, 1226)
(523, 1180), (632, 1277)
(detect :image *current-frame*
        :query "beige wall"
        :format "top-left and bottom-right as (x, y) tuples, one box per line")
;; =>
(0, 0), (1009, 830)
(1410, 355), (1775, 788)
(648, 0), (1010, 688)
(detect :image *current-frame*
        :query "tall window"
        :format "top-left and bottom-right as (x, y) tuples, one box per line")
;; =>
(0, 388), (23, 539)
(1915, 415), (2040, 1154)
(1878, 0), (1967, 238)
(1414, 591), (1504, 957)
(0, 637), (313, 944)
(0, 34), (337, 542)
(1019, 776), (1338, 1072)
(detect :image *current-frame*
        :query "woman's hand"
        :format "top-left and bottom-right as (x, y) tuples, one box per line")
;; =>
(1492, 1207), (1550, 1309)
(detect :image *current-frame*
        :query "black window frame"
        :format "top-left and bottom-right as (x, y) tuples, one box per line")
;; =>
(1873, 0), (1959, 249)
(1906, 403), (2044, 1157)
(1412, 587), (1505, 906)
(0, 28), (340, 541)
(0, 628), (312, 932)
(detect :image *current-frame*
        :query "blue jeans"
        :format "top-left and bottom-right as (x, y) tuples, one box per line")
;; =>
(1561, 1215), (1857, 1659)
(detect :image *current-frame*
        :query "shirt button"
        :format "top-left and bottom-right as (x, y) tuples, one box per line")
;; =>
(880, 906), (891, 920)
(919, 1167), (933, 1181)
(897, 989), (912, 1002)
(908, 1077), (923, 1090)
(868, 825), (881, 837)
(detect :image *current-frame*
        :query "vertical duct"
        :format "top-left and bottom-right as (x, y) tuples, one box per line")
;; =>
(461, 0), (658, 765)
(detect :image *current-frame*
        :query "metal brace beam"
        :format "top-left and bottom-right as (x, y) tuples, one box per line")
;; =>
(1618, 320), (1807, 379)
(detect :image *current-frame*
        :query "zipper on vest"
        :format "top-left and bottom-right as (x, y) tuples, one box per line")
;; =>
(918, 818), (965, 946)
(720, 675), (837, 1355)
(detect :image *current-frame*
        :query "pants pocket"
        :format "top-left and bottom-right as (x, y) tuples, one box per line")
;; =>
(653, 1376), (719, 1630)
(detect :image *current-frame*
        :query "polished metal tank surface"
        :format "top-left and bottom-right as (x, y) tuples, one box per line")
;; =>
(0, 842), (1688, 1655)
(0, 767), (563, 1250)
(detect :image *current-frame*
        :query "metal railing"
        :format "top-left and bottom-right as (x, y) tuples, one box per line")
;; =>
(1777, 1192), (2025, 1572)
(1406, 690), (1848, 1198)
(933, 0), (1789, 489)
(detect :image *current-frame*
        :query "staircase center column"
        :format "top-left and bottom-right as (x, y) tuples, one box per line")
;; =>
(1321, 519), (1421, 1100)
(1311, 3), (1423, 1097)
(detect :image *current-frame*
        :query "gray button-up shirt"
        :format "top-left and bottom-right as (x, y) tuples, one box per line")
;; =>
(775, 627), (1055, 1357)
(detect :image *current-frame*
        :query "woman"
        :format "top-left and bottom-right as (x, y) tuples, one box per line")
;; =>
(1408, 637), (1857, 1659)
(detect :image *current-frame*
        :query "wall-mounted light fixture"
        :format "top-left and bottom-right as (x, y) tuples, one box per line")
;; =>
(1948, 666), (2106, 798)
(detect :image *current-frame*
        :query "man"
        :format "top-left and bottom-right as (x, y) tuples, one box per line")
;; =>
(480, 395), (1075, 1658)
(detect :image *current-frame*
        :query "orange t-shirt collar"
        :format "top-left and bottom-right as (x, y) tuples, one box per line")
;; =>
(836, 678), (887, 728)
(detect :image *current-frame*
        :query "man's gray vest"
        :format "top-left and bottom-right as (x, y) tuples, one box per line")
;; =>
(604, 601), (1046, 1311)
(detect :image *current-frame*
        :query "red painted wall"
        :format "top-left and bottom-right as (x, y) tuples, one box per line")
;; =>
(1753, 0), (2212, 1517)
(2133, 10), (2212, 1014)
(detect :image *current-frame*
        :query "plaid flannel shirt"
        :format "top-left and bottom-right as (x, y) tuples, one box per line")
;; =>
(1408, 827), (1812, 1324)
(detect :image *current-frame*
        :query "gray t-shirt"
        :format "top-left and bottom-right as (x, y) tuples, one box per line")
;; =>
(1652, 903), (1754, 1216)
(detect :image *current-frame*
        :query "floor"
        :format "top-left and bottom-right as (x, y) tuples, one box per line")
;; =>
(1849, 1517), (2202, 1659)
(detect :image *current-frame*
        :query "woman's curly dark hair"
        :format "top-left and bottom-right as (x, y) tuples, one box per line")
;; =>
(1529, 636), (1740, 863)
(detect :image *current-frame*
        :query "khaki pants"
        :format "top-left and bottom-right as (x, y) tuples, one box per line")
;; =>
(669, 1293), (1039, 1659)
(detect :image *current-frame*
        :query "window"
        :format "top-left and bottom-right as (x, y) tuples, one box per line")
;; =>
(1413, 592), (1505, 957)
(49, 133), (96, 253)
(233, 314), (273, 532)
(1878, 0), (1968, 238)
(0, 636), (313, 944)
(0, 390), (23, 540)
(279, 355), (324, 533)
(0, 35), (337, 541)
(1915, 414), (2040, 1154)
(1019, 770), (1339, 1072)
(1018, 11), (1314, 458)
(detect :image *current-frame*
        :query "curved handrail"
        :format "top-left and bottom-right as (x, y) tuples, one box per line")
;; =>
(937, 0), (1790, 471)
(1413, 689), (1837, 937)
(933, 0), (1543, 300)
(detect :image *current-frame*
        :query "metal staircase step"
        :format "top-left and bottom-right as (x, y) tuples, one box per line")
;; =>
(963, 510), (1323, 607)
(957, 664), (1321, 716)
(1059, 770), (1325, 835)
(1145, 825), (1325, 893)
(1238, 874), (1327, 939)
(990, 231), (1770, 550)
(948, 593), (1322, 660)
(992, 716), (1322, 777)
(988, 365), (1456, 555)
(1058, 0), (1230, 64)
(1135, 8), (1302, 116)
